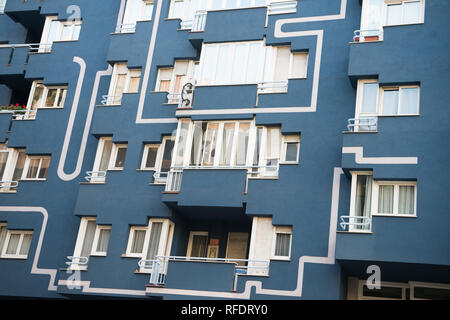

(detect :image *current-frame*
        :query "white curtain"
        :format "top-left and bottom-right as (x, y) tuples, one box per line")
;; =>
(399, 186), (415, 215)
(131, 230), (146, 254)
(19, 234), (32, 256)
(378, 185), (394, 214)
(0, 226), (7, 253)
(275, 233), (291, 257)
(6, 234), (20, 255)
(81, 221), (96, 257)
(146, 222), (162, 260)
(400, 87), (418, 114)
(96, 229), (111, 253)
(355, 175), (372, 230)
(190, 235), (208, 258)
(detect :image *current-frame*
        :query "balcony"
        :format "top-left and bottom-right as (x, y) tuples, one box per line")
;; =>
(353, 29), (383, 43)
(346, 117), (378, 133)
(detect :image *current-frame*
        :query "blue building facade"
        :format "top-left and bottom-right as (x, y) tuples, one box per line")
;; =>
(0, 0), (449, 300)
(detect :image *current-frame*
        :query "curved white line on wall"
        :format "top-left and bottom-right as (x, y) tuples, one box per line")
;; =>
(56, 168), (343, 299)
(0, 206), (58, 291)
(343, 146), (419, 165)
(57, 60), (113, 181)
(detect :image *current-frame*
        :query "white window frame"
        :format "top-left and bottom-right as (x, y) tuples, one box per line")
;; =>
(125, 226), (148, 258)
(106, 63), (142, 105)
(21, 155), (51, 181)
(372, 181), (417, 217)
(271, 226), (292, 260)
(141, 144), (160, 170)
(26, 81), (68, 111)
(39, 16), (82, 52)
(0, 147), (26, 191)
(382, 0), (425, 27)
(0, 229), (33, 259)
(280, 134), (300, 164)
(186, 231), (209, 258)
(138, 219), (175, 273)
(155, 60), (197, 103)
(357, 280), (408, 300)
(120, 0), (154, 33)
(379, 85), (420, 116)
(90, 225), (112, 256)
(153, 136), (176, 184)
(409, 281), (450, 300)
(349, 171), (373, 233)
(108, 143), (128, 171)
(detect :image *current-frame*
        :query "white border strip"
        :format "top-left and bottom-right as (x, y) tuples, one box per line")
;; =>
(343, 147), (419, 165)
(0, 206), (58, 291)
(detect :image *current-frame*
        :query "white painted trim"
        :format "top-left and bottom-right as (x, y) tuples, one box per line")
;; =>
(343, 146), (418, 165)
(186, 231), (209, 258)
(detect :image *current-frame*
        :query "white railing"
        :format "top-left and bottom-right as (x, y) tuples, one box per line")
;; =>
(347, 117), (378, 132)
(268, 0), (297, 15)
(353, 29), (383, 42)
(153, 171), (168, 185)
(85, 171), (107, 183)
(116, 23), (136, 33)
(66, 256), (89, 266)
(12, 109), (37, 120)
(192, 10), (207, 32)
(101, 95), (122, 105)
(167, 93), (181, 105)
(339, 215), (371, 231)
(165, 168), (183, 192)
(257, 80), (288, 94)
(0, 180), (18, 191)
(140, 256), (270, 289)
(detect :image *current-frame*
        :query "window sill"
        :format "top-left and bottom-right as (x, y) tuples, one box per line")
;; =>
(342, 130), (378, 134)
(336, 230), (373, 234)
(377, 114), (420, 117)
(20, 179), (47, 182)
(79, 182), (105, 185)
(137, 168), (156, 172)
(162, 191), (179, 194)
(247, 176), (279, 180)
(0, 256), (28, 260)
(90, 253), (107, 257)
(280, 161), (298, 165)
(38, 107), (64, 110)
(96, 104), (122, 107)
(383, 22), (424, 28)
(108, 168), (124, 171)
(53, 40), (79, 43)
(372, 214), (417, 218)
(0, 190), (17, 194)
(270, 257), (291, 262)
(120, 254), (142, 259)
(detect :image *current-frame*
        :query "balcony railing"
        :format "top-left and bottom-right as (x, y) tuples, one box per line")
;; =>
(166, 93), (181, 105)
(0, 43), (53, 67)
(0, 180), (18, 192)
(257, 80), (288, 94)
(115, 23), (136, 33)
(65, 256), (89, 266)
(139, 256), (270, 289)
(347, 117), (378, 132)
(353, 29), (383, 42)
(268, 0), (297, 15)
(339, 215), (371, 231)
(85, 171), (106, 183)
(12, 109), (37, 120)
(192, 10), (207, 32)
(101, 95), (122, 105)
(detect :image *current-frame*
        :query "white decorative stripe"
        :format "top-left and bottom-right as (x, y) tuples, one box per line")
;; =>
(343, 147), (418, 165)
(0, 206), (58, 291)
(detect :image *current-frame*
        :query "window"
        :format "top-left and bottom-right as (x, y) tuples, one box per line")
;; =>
(380, 86), (420, 115)
(70, 218), (112, 269)
(187, 231), (209, 258)
(374, 181), (416, 216)
(281, 135), (300, 163)
(142, 137), (175, 183)
(120, 0), (154, 32)
(272, 226), (292, 260)
(110, 144), (128, 170)
(22, 155), (50, 180)
(0, 146), (26, 191)
(141, 144), (159, 170)
(90, 138), (127, 182)
(105, 63), (142, 105)
(39, 16), (82, 52)
(0, 0), (7, 14)
(125, 219), (174, 273)
(384, 0), (424, 26)
(25, 81), (68, 114)
(358, 280), (408, 300)
(155, 60), (196, 104)
(0, 228), (33, 259)
(349, 172), (373, 232)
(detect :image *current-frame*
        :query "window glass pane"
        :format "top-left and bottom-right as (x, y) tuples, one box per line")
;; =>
(146, 222), (162, 260)
(404, 1), (421, 24)
(123, 0), (140, 25)
(31, 84), (45, 110)
(386, 4), (402, 25)
(274, 47), (290, 81)
(171, 0), (185, 18)
(210, 0), (222, 10)
(45, 89), (57, 107)
(235, 123), (250, 166)
(215, 45), (230, 83)
(161, 140), (175, 172)
(414, 287), (450, 300)
(96, 228), (111, 253)
(0, 226), (7, 254)
(114, 74), (127, 98)
(291, 52), (308, 78)
(159, 80), (171, 92)
(226, 0), (238, 9)
(12, 151), (26, 181)
(382, 90), (399, 115)
(354, 175), (372, 230)
(114, 147), (127, 168)
(202, 123), (219, 166)
(364, 0), (383, 30)
(400, 87), (418, 114)
(0, 150), (8, 178)
(128, 76), (141, 93)
(73, 25), (81, 40)
(363, 285), (403, 299)
(130, 229), (146, 254)
(142, 3), (154, 21)
(61, 25), (73, 41)
(201, 46), (216, 84)
(253, 127), (263, 166)
(99, 140), (113, 172)
(190, 122), (206, 166)
(56, 89), (67, 107)
(285, 142), (298, 162)
(6, 234), (20, 255)
(231, 44), (247, 83)
(38, 157), (50, 179)
(246, 43), (261, 83)
(266, 128), (280, 159)
(81, 220), (96, 257)
(220, 123), (235, 166)
(26, 159), (40, 179)
(174, 122), (189, 166)
(378, 185), (394, 214)
(361, 83), (378, 114)
(145, 146), (158, 168)
(19, 234), (32, 256)
(399, 186), (414, 215)
(46, 20), (60, 44)
(190, 235), (208, 258)
(275, 233), (291, 257)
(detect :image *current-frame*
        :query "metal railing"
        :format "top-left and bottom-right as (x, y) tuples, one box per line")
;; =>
(85, 171), (107, 183)
(257, 80), (289, 94)
(353, 29), (383, 42)
(0, 43), (53, 66)
(12, 109), (37, 120)
(192, 10), (207, 32)
(165, 168), (183, 192)
(0, 180), (18, 191)
(268, 0), (298, 15)
(347, 117), (378, 132)
(115, 23), (136, 33)
(66, 256), (89, 266)
(139, 256), (270, 289)
(339, 215), (371, 231)
(166, 93), (181, 105)
(101, 95), (122, 105)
